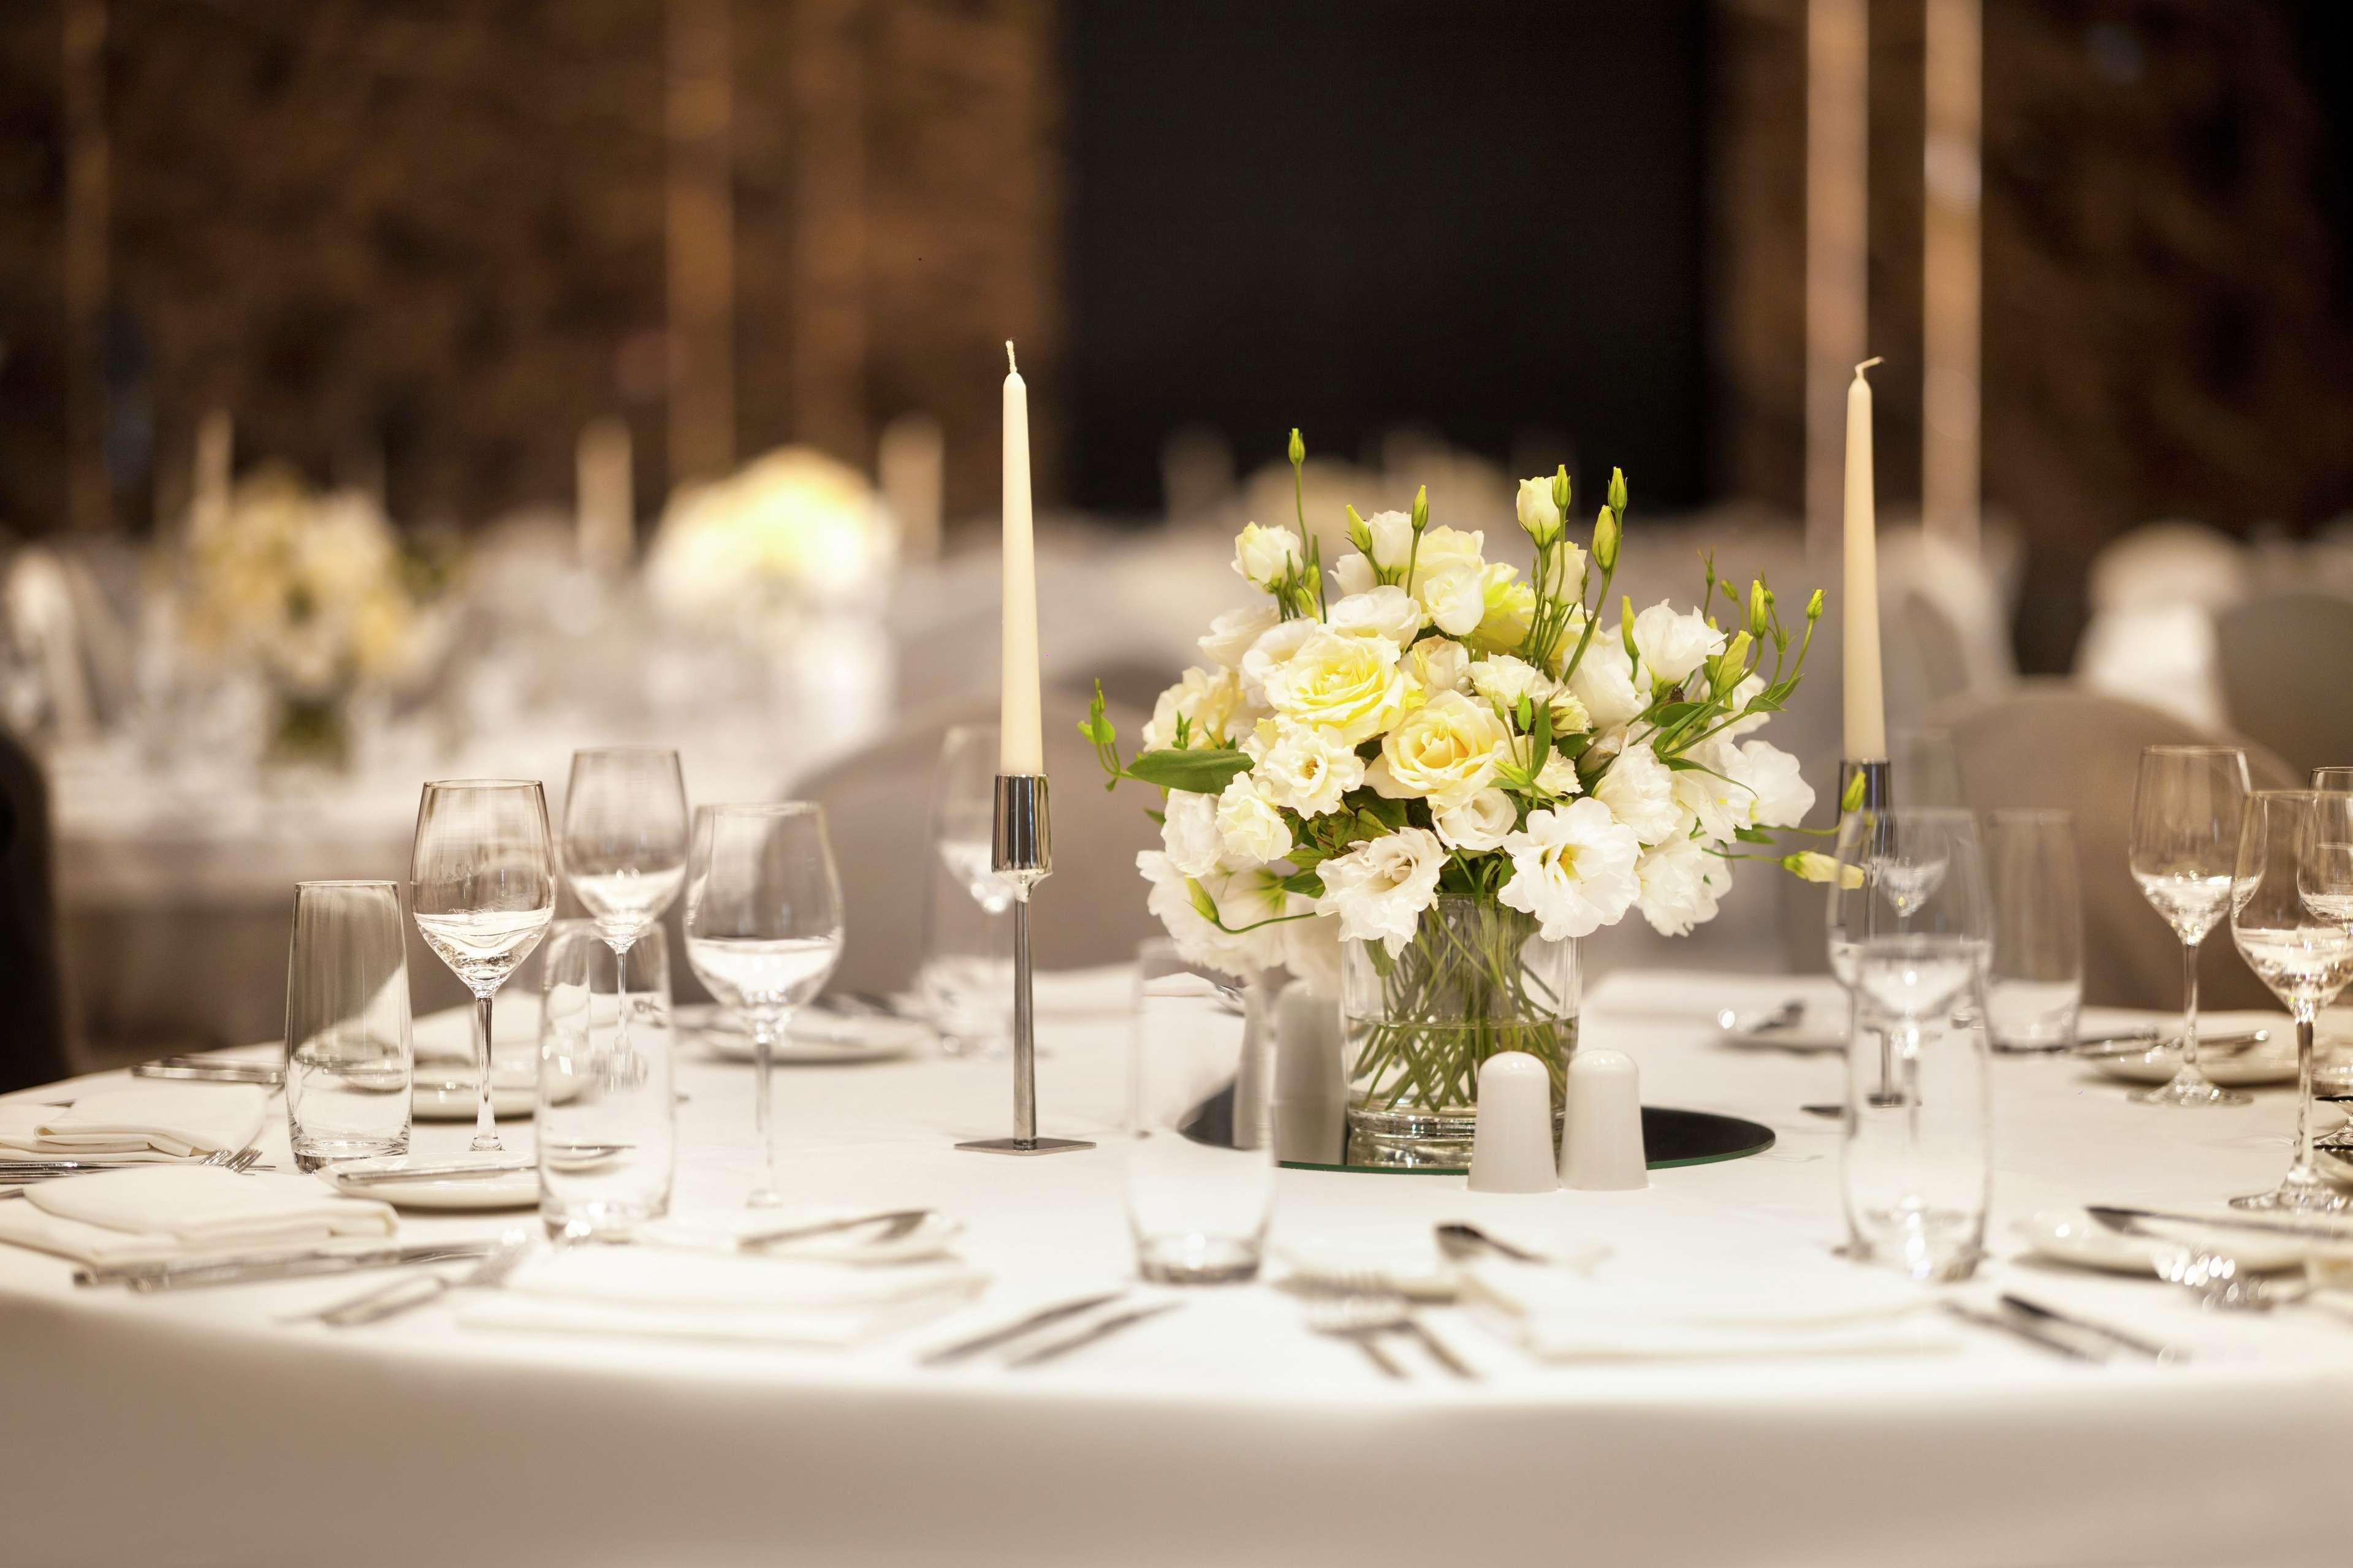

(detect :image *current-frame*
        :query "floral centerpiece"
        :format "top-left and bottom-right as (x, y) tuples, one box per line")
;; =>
(644, 446), (891, 631)
(182, 468), (430, 773)
(1087, 431), (1835, 1164)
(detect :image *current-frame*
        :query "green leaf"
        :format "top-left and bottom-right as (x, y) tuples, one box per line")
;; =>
(1124, 747), (1251, 795)
(1554, 732), (1592, 759)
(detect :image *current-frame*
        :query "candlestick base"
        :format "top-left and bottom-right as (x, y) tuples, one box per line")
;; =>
(954, 1137), (1096, 1157)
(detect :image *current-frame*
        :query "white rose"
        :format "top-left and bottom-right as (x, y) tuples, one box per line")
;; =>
(1233, 522), (1304, 589)
(1327, 586), (1423, 646)
(1636, 832), (1727, 937)
(1469, 564), (1537, 654)
(1497, 798), (1643, 941)
(1629, 600), (1727, 687)
(1139, 850), (1288, 979)
(1239, 617), (1321, 703)
(1728, 738), (1816, 828)
(1434, 787), (1518, 852)
(1159, 787), (1228, 879)
(1199, 604), (1280, 668)
(1365, 690), (1513, 810)
(1592, 740), (1682, 843)
(1394, 526), (1488, 637)
(1405, 636), (1472, 697)
(1255, 722), (1366, 817)
(1534, 750), (1583, 798)
(1142, 665), (1247, 751)
(1565, 635), (1646, 728)
(1670, 737), (1753, 843)
(1315, 827), (1448, 956)
(1261, 630), (1412, 744)
(1216, 773), (1293, 865)
(1515, 475), (1564, 545)
(1467, 654), (1556, 713)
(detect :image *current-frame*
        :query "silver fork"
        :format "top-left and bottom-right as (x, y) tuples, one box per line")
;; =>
(1304, 1292), (1412, 1379)
(0, 1145), (259, 1197)
(1299, 1273), (1477, 1380)
(2091, 1210), (2311, 1312)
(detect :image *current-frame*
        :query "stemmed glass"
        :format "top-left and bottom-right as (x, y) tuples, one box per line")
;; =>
(559, 748), (689, 1056)
(2127, 744), (2253, 1107)
(1827, 805), (1988, 1105)
(2311, 767), (2353, 1135)
(410, 780), (558, 1153)
(2227, 790), (2353, 1213)
(683, 803), (845, 1207)
(935, 724), (1016, 917)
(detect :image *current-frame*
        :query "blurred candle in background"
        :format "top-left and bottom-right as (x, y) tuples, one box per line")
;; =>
(999, 343), (1043, 775)
(1843, 358), (1886, 759)
(576, 418), (635, 577)
(879, 412), (945, 564)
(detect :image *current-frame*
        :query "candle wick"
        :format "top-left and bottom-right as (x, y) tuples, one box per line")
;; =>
(1006, 340), (1018, 374)
(1853, 356), (1884, 379)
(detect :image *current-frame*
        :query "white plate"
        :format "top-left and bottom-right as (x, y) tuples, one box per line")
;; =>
(2083, 1026), (2299, 1088)
(320, 1156), (539, 1211)
(679, 1004), (930, 1066)
(2012, 1208), (2313, 1274)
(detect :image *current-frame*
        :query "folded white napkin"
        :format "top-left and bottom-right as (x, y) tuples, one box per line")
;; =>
(459, 1245), (987, 1346)
(1462, 1253), (1958, 1360)
(0, 1167), (397, 1266)
(0, 1081), (268, 1161)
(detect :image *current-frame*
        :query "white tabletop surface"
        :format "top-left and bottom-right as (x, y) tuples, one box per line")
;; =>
(4, 966), (2350, 1568)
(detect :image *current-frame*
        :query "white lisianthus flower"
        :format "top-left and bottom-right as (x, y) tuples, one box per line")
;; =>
(1534, 749), (1583, 798)
(1331, 509), (1416, 597)
(1467, 654), (1556, 713)
(1327, 585), (1424, 645)
(1239, 617), (1321, 704)
(1635, 831), (1725, 937)
(1199, 604), (1280, 668)
(1138, 851), (1290, 978)
(1261, 630), (1412, 744)
(1546, 685), (1591, 734)
(1315, 827), (1448, 956)
(1233, 522), (1304, 590)
(1215, 773), (1293, 865)
(1142, 665), (1247, 751)
(1366, 691), (1513, 810)
(1394, 526), (1488, 637)
(1728, 738), (1816, 827)
(1565, 635), (1646, 728)
(1515, 475), (1564, 545)
(1629, 600), (1727, 687)
(1280, 911), (1345, 1000)
(1405, 636), (1472, 697)
(1718, 672), (1771, 739)
(1159, 787), (1228, 879)
(1670, 737), (1753, 843)
(1593, 740), (1682, 844)
(1434, 787), (1518, 852)
(1497, 798), (1643, 941)
(1469, 564), (1536, 654)
(1254, 721), (1366, 817)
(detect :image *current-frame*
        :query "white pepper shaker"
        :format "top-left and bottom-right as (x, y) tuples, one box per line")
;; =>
(1467, 1051), (1560, 1193)
(1560, 1047), (1647, 1190)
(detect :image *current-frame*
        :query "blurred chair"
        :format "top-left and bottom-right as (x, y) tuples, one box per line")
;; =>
(2076, 520), (2250, 730)
(1940, 681), (2293, 1010)
(0, 728), (69, 1091)
(2213, 593), (2353, 779)
(2086, 519), (2249, 615)
(1878, 526), (2015, 729)
(789, 687), (1164, 998)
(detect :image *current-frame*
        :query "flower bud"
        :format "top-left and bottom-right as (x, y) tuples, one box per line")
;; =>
(1782, 851), (1864, 888)
(1411, 485), (1430, 534)
(1551, 463), (1571, 515)
(1747, 579), (1769, 638)
(1592, 506), (1621, 574)
(1288, 427), (1306, 468)
(1606, 466), (1628, 515)
(1712, 631), (1752, 695)
(1805, 588), (1825, 621)
(1619, 594), (1640, 667)
(1515, 474), (1565, 547)
(1186, 877), (1220, 924)
(1344, 503), (1373, 554)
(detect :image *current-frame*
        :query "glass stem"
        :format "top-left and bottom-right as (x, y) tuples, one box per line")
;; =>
(2292, 1012), (2319, 1187)
(748, 1009), (783, 1206)
(610, 934), (633, 1058)
(2176, 936), (2203, 1088)
(471, 992), (501, 1153)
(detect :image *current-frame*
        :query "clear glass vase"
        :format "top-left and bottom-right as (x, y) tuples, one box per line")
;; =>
(1340, 897), (1579, 1168)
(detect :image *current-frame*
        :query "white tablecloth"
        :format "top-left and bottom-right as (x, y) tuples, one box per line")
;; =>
(2, 968), (2348, 1567)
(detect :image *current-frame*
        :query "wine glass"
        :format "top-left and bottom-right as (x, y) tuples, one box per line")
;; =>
(683, 803), (845, 1207)
(560, 747), (689, 1058)
(2311, 768), (2353, 1134)
(2227, 790), (2353, 1213)
(2127, 744), (2253, 1107)
(1827, 805), (1988, 1105)
(935, 724), (1014, 916)
(410, 780), (558, 1153)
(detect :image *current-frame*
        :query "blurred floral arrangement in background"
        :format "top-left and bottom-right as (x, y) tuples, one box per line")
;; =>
(644, 447), (892, 631)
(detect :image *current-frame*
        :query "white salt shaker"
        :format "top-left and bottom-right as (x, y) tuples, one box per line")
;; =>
(1272, 979), (1346, 1165)
(1560, 1047), (1647, 1190)
(1467, 1051), (1560, 1193)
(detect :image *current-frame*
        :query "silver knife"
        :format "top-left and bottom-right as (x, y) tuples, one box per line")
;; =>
(2088, 1205), (2353, 1244)
(2072, 1030), (2267, 1059)
(329, 1161), (533, 1187)
(131, 1060), (286, 1086)
(918, 1290), (1128, 1366)
(1006, 1302), (1182, 1368)
(80, 1240), (504, 1291)
(1998, 1293), (2178, 1362)
(1942, 1302), (2102, 1362)
(310, 1235), (536, 1327)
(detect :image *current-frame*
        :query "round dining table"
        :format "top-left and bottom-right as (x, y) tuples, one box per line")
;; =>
(2, 965), (2347, 1568)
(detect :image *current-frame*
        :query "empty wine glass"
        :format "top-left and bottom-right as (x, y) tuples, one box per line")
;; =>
(560, 747), (688, 1067)
(2128, 744), (2252, 1107)
(2227, 790), (2353, 1213)
(935, 723), (1014, 916)
(411, 780), (558, 1153)
(683, 803), (845, 1207)
(2311, 768), (2353, 1131)
(1828, 805), (1986, 1105)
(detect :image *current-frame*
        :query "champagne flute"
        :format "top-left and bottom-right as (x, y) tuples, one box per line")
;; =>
(411, 780), (558, 1153)
(2127, 745), (2252, 1107)
(683, 803), (845, 1208)
(560, 748), (689, 1059)
(2227, 790), (2353, 1212)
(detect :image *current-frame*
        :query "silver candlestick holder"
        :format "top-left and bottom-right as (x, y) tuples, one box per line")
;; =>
(956, 774), (1095, 1156)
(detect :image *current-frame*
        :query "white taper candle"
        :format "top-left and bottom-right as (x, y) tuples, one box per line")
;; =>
(1842, 357), (1887, 760)
(1000, 341), (1044, 775)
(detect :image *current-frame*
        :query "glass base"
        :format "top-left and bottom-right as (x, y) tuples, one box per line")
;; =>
(545, 1195), (666, 1243)
(1135, 1233), (1261, 1285)
(747, 1187), (784, 1209)
(291, 1133), (409, 1173)
(469, 1132), (506, 1153)
(2230, 1173), (2353, 1213)
(2129, 1072), (2252, 1108)
(1345, 1104), (1476, 1169)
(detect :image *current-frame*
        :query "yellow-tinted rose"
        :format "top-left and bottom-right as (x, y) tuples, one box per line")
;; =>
(1366, 689), (1513, 809)
(1260, 630), (1410, 744)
